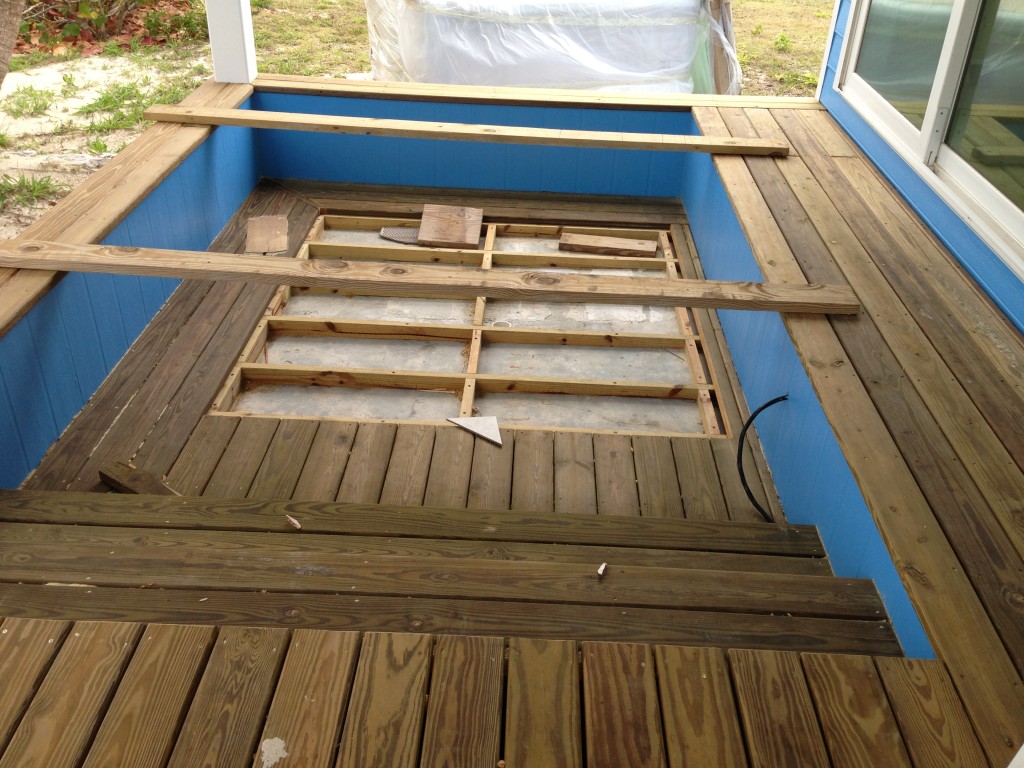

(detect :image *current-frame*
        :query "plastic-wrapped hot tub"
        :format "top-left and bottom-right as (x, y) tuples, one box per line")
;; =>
(381, 0), (729, 94)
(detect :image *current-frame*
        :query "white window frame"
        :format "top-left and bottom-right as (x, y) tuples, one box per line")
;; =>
(834, 0), (1024, 282)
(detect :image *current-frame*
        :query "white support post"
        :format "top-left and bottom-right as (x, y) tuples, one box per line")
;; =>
(206, 0), (258, 83)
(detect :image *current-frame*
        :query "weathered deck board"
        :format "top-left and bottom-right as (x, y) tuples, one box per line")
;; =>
(553, 432), (598, 515)
(511, 429), (555, 512)
(247, 419), (319, 499)
(336, 422), (396, 504)
(290, 421), (356, 502)
(633, 435), (684, 518)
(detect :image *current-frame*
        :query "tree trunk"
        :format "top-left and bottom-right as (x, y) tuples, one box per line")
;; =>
(0, 0), (22, 90)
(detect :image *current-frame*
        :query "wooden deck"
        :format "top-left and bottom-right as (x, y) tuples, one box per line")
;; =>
(0, 91), (1022, 765)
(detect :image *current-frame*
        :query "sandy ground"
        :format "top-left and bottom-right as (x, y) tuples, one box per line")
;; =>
(0, 51), (210, 239)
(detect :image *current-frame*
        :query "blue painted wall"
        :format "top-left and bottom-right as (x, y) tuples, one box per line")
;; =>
(0, 125), (258, 489)
(252, 92), (692, 198)
(819, 0), (1024, 333)
(678, 149), (933, 657)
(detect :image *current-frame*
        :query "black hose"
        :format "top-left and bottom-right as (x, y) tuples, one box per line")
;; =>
(737, 394), (788, 523)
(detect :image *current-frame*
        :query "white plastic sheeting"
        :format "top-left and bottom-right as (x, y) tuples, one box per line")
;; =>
(366, 0), (741, 94)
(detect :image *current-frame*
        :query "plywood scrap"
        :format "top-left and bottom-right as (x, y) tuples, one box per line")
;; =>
(0, 240), (863, 315)
(448, 416), (503, 446)
(559, 233), (659, 257)
(418, 204), (484, 249)
(99, 461), (180, 495)
(245, 216), (289, 254)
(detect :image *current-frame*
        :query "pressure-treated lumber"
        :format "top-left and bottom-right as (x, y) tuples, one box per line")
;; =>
(0, 240), (860, 314)
(559, 232), (659, 256)
(145, 104), (792, 156)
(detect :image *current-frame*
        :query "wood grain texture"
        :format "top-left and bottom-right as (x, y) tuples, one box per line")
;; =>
(417, 205), (483, 249)
(165, 415), (241, 495)
(0, 490), (826, 555)
(254, 630), (360, 768)
(168, 626), (289, 768)
(203, 417), (280, 497)
(336, 632), (432, 768)
(554, 431), (598, 515)
(728, 648), (829, 768)
(419, 635), (504, 768)
(583, 642), (667, 767)
(801, 653), (912, 768)
(145, 104), (792, 155)
(336, 423), (396, 504)
(593, 434), (641, 516)
(511, 429), (555, 512)
(505, 638), (582, 768)
(0, 621), (142, 768)
(0, 240), (862, 314)
(875, 657), (988, 768)
(246, 215), (289, 254)
(559, 232), (659, 256)
(422, 427), (474, 508)
(671, 439), (729, 521)
(467, 430), (513, 510)
(655, 645), (748, 768)
(248, 419), (319, 500)
(99, 461), (181, 495)
(379, 425), (435, 506)
(633, 436), (684, 518)
(291, 421), (356, 501)
(0, 618), (71, 753)
(83, 624), (215, 768)
(0, 584), (902, 654)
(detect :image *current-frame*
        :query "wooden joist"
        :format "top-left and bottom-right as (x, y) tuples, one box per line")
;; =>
(0, 240), (860, 314)
(143, 104), (792, 157)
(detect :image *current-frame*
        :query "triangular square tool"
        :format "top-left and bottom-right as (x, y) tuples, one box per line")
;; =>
(446, 416), (502, 446)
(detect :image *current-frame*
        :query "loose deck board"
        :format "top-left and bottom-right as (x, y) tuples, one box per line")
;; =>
(417, 204), (483, 249)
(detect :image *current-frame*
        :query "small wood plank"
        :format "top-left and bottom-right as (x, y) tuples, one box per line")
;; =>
(505, 638), (582, 768)
(379, 425), (435, 506)
(0, 240), (862, 315)
(0, 618), (72, 752)
(417, 204), (483, 249)
(583, 642), (667, 767)
(559, 232), (659, 257)
(801, 653), (912, 768)
(422, 427), (474, 508)
(336, 632), (433, 768)
(728, 648), (829, 768)
(671, 438), (729, 521)
(203, 418), (280, 497)
(336, 423), (397, 504)
(554, 432), (597, 515)
(655, 645), (748, 768)
(875, 657), (988, 768)
(593, 434), (641, 516)
(145, 104), (792, 156)
(420, 635), (504, 768)
(168, 626), (290, 768)
(83, 624), (216, 768)
(511, 429), (555, 513)
(633, 436), (685, 518)
(165, 415), (240, 496)
(710, 439), (768, 524)
(467, 429), (514, 510)
(246, 215), (289, 254)
(254, 630), (361, 768)
(291, 421), (357, 502)
(248, 419), (319, 499)
(0, 621), (142, 768)
(99, 461), (180, 495)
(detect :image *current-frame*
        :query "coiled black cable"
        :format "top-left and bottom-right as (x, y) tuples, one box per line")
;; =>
(737, 394), (788, 523)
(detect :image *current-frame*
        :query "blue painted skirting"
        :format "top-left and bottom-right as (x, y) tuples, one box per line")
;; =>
(678, 150), (933, 657)
(0, 125), (258, 489)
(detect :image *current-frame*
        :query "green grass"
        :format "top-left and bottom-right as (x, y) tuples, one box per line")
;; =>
(2, 86), (56, 118)
(77, 71), (205, 133)
(0, 174), (65, 208)
(251, 0), (370, 76)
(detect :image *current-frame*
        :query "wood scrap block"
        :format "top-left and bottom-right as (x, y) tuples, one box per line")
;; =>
(99, 461), (180, 495)
(245, 215), (289, 254)
(559, 233), (659, 257)
(418, 204), (483, 249)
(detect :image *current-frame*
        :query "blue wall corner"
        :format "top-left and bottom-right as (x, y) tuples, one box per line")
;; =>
(0, 123), (259, 489)
(679, 150), (933, 657)
(820, 0), (1024, 334)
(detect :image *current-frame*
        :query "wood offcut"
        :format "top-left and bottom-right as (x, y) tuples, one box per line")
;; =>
(418, 204), (483, 249)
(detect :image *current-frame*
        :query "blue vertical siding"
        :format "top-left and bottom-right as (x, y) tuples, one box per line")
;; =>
(820, 0), (1024, 333)
(251, 92), (694, 197)
(0, 124), (258, 489)
(679, 150), (933, 657)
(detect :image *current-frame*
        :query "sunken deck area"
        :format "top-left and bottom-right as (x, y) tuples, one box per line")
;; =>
(0, 81), (1022, 766)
